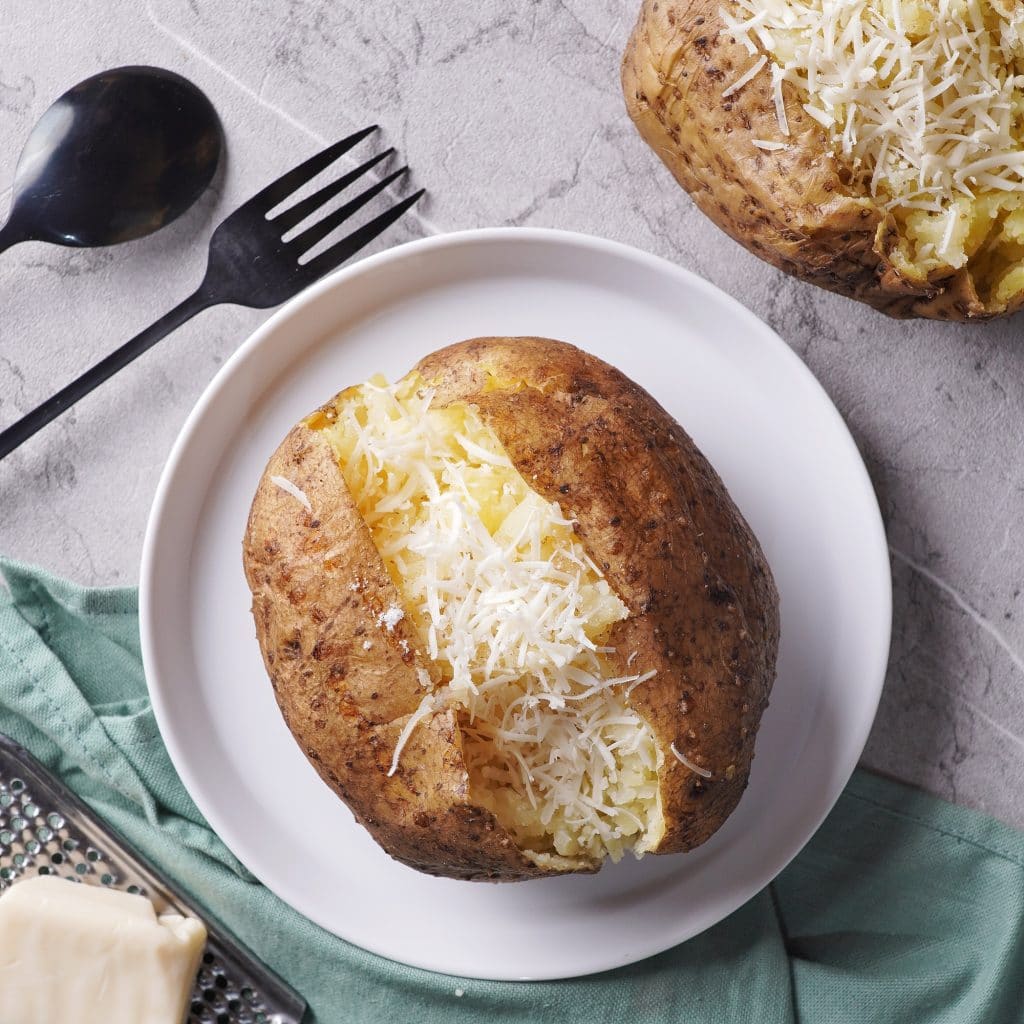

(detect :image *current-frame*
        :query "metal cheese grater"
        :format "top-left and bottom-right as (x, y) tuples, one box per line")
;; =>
(0, 733), (306, 1024)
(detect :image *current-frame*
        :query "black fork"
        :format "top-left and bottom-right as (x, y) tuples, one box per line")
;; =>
(0, 126), (424, 460)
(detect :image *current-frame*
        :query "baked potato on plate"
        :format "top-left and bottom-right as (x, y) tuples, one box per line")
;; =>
(140, 228), (890, 978)
(623, 0), (1024, 319)
(244, 337), (779, 880)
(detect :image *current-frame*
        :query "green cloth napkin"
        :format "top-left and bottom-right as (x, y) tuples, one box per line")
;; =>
(1, 558), (1023, 1024)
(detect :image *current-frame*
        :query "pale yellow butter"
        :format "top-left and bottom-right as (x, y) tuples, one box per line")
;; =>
(0, 875), (207, 1024)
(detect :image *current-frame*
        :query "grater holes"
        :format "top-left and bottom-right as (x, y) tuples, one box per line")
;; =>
(186, 954), (265, 1024)
(0, 782), (118, 891)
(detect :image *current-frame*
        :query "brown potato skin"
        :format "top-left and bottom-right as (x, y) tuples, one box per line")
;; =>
(244, 337), (780, 881)
(244, 424), (547, 881)
(622, 0), (1021, 321)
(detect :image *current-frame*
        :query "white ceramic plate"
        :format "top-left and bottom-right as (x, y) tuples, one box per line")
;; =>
(140, 228), (891, 981)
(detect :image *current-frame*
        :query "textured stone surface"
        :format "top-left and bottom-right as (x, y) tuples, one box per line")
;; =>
(1, 1), (1022, 827)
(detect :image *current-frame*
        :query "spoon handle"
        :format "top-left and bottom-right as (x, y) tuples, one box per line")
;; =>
(0, 290), (215, 460)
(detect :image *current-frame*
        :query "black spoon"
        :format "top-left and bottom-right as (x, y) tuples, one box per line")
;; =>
(0, 66), (222, 254)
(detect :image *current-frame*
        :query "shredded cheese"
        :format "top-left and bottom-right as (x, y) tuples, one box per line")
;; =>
(670, 742), (714, 779)
(269, 475), (312, 512)
(322, 373), (664, 863)
(377, 606), (404, 632)
(721, 0), (1024, 211)
(771, 63), (791, 136)
(722, 53), (769, 97)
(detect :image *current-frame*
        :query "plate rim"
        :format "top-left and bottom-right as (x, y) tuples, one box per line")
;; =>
(140, 225), (892, 980)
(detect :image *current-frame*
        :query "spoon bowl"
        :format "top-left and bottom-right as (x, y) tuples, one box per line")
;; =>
(0, 65), (222, 252)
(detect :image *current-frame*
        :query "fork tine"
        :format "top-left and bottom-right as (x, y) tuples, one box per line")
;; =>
(272, 148), (395, 234)
(302, 189), (426, 280)
(289, 167), (409, 256)
(249, 125), (378, 213)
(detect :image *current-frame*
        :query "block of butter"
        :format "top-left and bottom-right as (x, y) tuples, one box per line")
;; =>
(0, 874), (207, 1024)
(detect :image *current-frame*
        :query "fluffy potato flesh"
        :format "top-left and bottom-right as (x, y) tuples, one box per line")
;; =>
(720, 0), (1024, 309)
(317, 372), (664, 865)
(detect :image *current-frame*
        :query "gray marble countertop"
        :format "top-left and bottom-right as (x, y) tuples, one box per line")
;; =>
(2, 1), (1022, 830)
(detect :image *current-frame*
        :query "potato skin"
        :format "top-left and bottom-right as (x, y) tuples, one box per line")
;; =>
(621, 0), (1018, 321)
(244, 337), (780, 880)
(244, 424), (548, 881)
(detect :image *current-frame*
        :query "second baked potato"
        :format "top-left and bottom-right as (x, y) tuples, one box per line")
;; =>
(623, 0), (1024, 320)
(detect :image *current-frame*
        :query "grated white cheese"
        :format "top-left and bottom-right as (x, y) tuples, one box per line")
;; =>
(722, 53), (768, 96)
(377, 606), (404, 632)
(269, 475), (312, 512)
(670, 742), (714, 779)
(939, 203), (960, 256)
(771, 63), (790, 136)
(721, 0), (1024, 211)
(328, 375), (662, 862)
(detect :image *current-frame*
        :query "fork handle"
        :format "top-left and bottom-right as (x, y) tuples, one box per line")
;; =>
(0, 219), (29, 256)
(0, 288), (215, 460)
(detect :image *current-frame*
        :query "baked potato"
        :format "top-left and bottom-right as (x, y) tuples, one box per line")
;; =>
(622, 0), (1024, 320)
(243, 337), (779, 881)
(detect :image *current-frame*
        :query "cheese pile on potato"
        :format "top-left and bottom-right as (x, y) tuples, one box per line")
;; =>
(321, 373), (663, 864)
(724, 0), (1024, 303)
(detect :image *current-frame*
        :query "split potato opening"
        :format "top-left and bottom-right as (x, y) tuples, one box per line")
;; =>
(315, 372), (666, 867)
